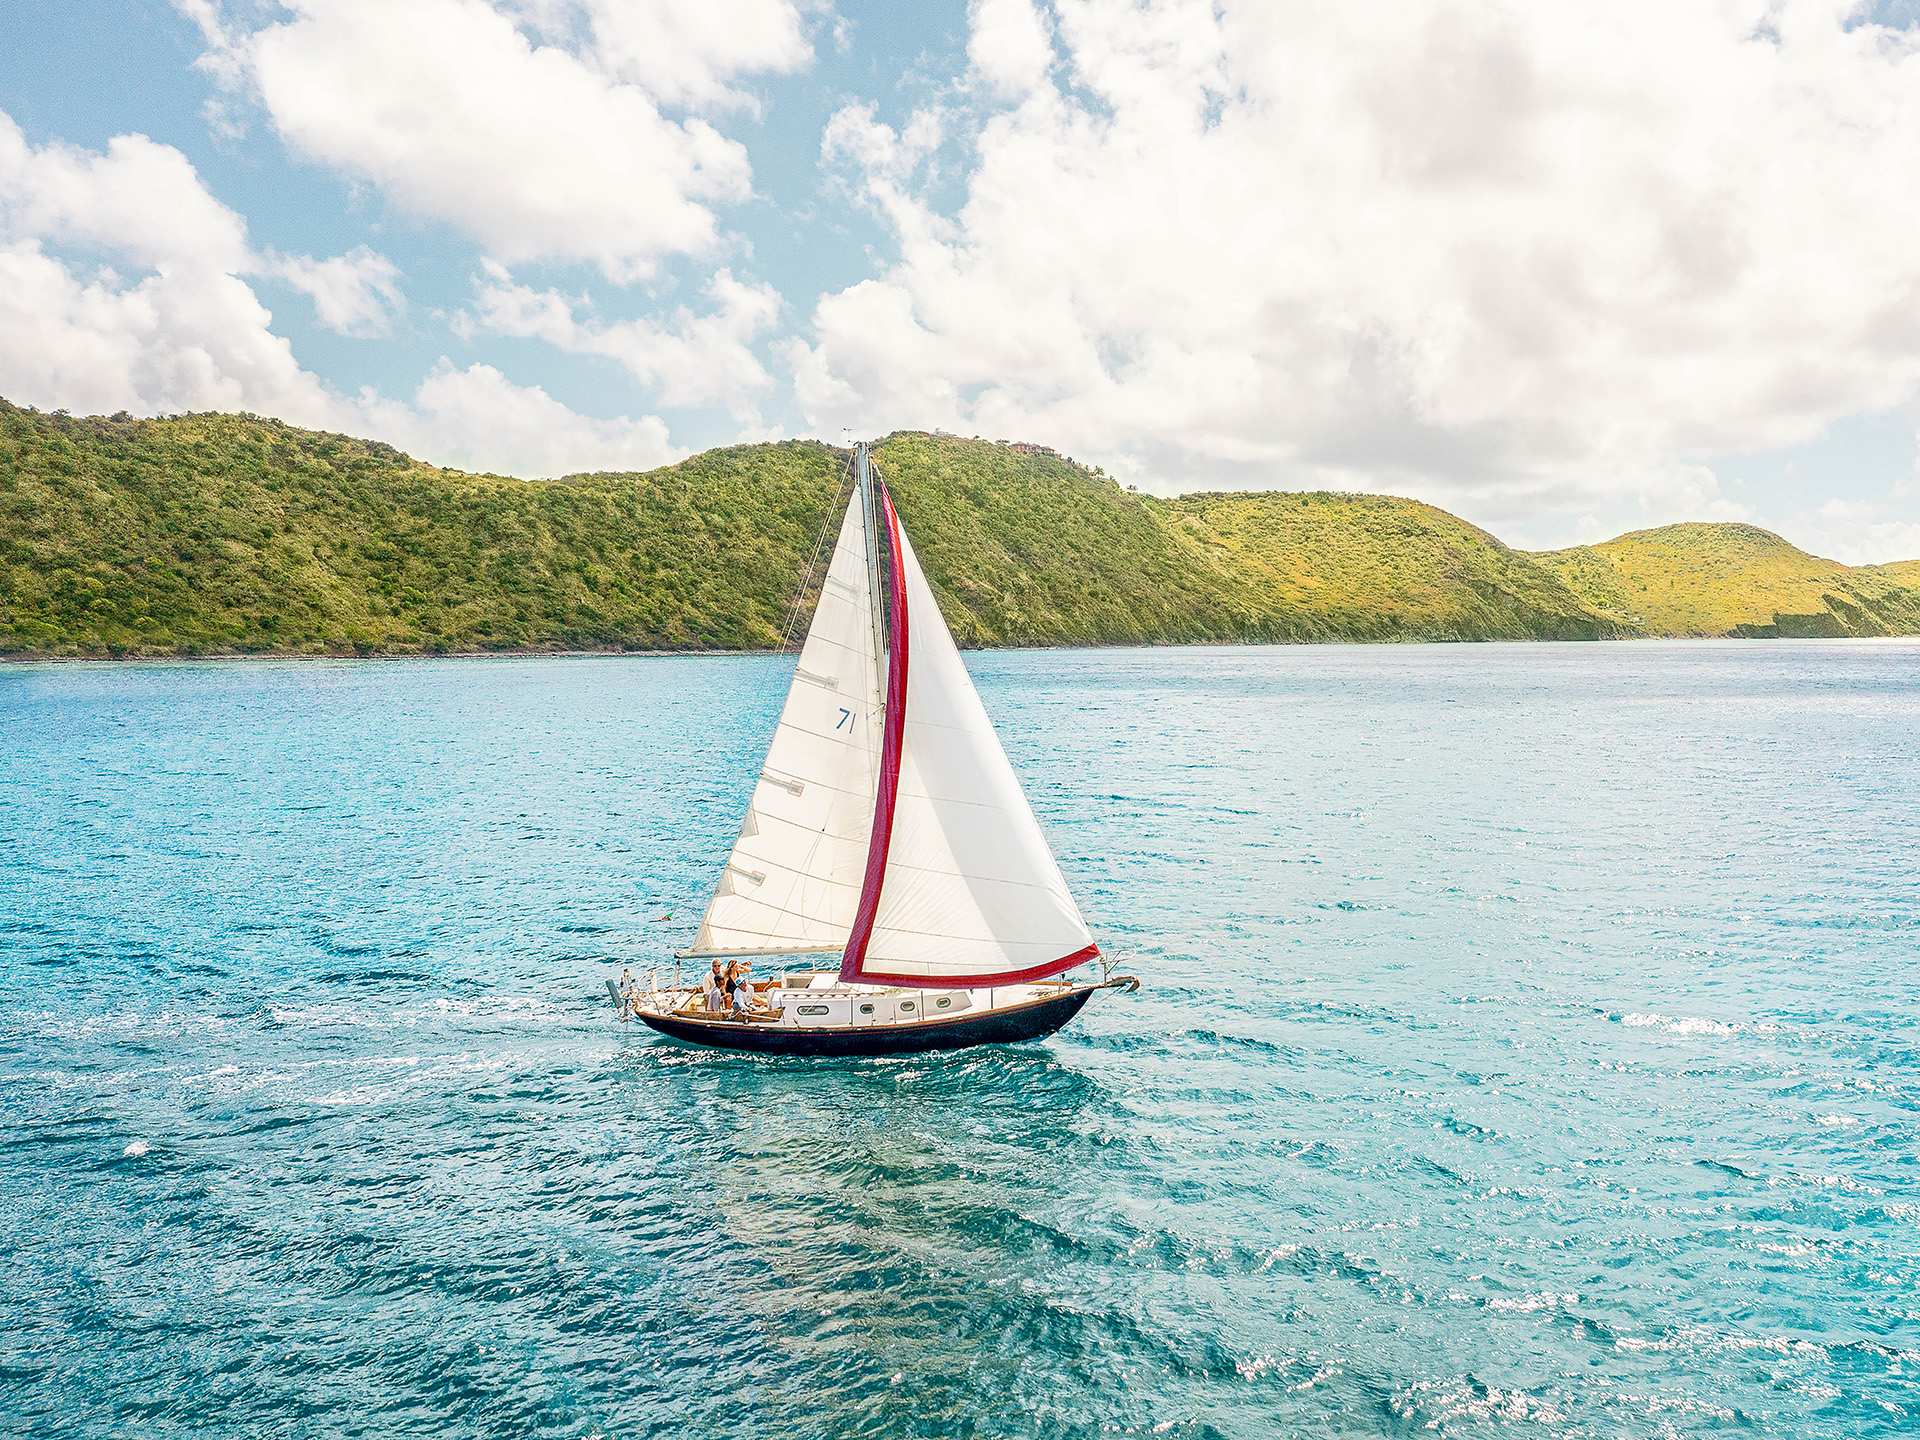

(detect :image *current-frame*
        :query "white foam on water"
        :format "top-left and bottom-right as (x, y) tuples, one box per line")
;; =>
(122, 1140), (150, 1158)
(428, 994), (573, 1021)
(1488, 1291), (1578, 1313)
(1234, 1352), (1277, 1381)
(1391, 1379), (1568, 1427)
(26, 1008), (237, 1041)
(297, 1050), (511, 1106)
(1289, 1362), (1338, 1393)
(1611, 1390), (1739, 1422)
(1780, 1172), (1880, 1195)
(1621, 1012), (1738, 1037)
(1258, 1244), (1301, 1270)
(266, 1002), (375, 1029)
(309, 1086), (386, 1107)
(1617, 1009), (1793, 1039)
(1614, 1325), (1830, 1361)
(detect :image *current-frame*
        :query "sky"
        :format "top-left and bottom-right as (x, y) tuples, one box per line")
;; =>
(2, 1), (1919, 561)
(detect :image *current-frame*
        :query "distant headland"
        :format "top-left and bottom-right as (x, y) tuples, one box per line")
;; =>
(4, 398), (1917, 659)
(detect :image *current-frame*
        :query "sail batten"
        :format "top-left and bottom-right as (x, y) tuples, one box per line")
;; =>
(674, 944), (846, 960)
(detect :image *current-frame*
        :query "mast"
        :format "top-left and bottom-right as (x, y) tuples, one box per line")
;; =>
(855, 441), (887, 676)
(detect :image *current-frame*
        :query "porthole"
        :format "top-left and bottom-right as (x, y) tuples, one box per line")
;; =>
(934, 996), (952, 1009)
(798, 1004), (829, 1017)
(899, 1000), (916, 1012)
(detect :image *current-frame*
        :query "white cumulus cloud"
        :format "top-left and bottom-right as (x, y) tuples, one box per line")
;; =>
(1, 109), (328, 420)
(183, 0), (814, 281)
(357, 361), (677, 475)
(548, 0), (817, 112)
(0, 239), (331, 422)
(968, 0), (1055, 98)
(0, 108), (674, 479)
(794, 0), (1920, 547)
(269, 246), (406, 338)
(0, 109), (250, 272)
(465, 261), (781, 415)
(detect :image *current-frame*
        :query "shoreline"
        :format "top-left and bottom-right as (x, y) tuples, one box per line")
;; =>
(7, 634), (1920, 667)
(0, 645), (767, 666)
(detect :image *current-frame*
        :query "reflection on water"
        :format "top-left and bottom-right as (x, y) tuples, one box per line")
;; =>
(3, 643), (1918, 1438)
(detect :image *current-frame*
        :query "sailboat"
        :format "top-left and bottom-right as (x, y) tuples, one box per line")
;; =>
(609, 441), (1137, 1055)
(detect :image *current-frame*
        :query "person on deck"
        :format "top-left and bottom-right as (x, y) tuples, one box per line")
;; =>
(730, 961), (776, 1020)
(703, 961), (726, 1015)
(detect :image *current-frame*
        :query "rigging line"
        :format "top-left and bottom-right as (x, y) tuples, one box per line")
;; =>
(778, 450), (858, 656)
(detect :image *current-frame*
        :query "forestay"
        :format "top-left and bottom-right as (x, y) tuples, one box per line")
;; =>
(684, 487), (884, 958)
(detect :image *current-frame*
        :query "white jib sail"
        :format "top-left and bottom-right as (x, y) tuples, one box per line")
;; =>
(685, 487), (883, 957)
(860, 518), (1097, 983)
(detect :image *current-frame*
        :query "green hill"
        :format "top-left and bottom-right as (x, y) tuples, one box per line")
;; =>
(2, 400), (1916, 657)
(1532, 523), (1920, 638)
(1163, 490), (1611, 641)
(1873, 558), (1920, 591)
(838, 432), (1263, 647)
(0, 403), (850, 656)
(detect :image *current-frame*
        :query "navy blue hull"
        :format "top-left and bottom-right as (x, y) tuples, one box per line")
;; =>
(637, 987), (1096, 1056)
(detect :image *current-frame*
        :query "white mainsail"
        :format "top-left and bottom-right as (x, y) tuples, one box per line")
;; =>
(683, 486), (884, 958)
(840, 487), (1097, 986)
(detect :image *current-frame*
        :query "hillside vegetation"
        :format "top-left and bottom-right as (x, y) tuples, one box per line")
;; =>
(0, 404), (845, 656)
(1873, 558), (1920, 591)
(3, 400), (1916, 657)
(1164, 491), (1611, 641)
(1533, 523), (1920, 638)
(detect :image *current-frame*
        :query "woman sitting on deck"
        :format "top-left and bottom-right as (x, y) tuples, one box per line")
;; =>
(728, 961), (780, 1022)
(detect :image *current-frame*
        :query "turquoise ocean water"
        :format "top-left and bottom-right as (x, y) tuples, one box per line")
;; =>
(2, 643), (1916, 1438)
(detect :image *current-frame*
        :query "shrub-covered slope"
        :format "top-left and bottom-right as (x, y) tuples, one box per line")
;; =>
(1532, 523), (1920, 638)
(3, 401), (1916, 656)
(0, 403), (845, 656)
(870, 432), (1264, 646)
(1873, 558), (1920, 591)
(1163, 491), (1617, 641)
